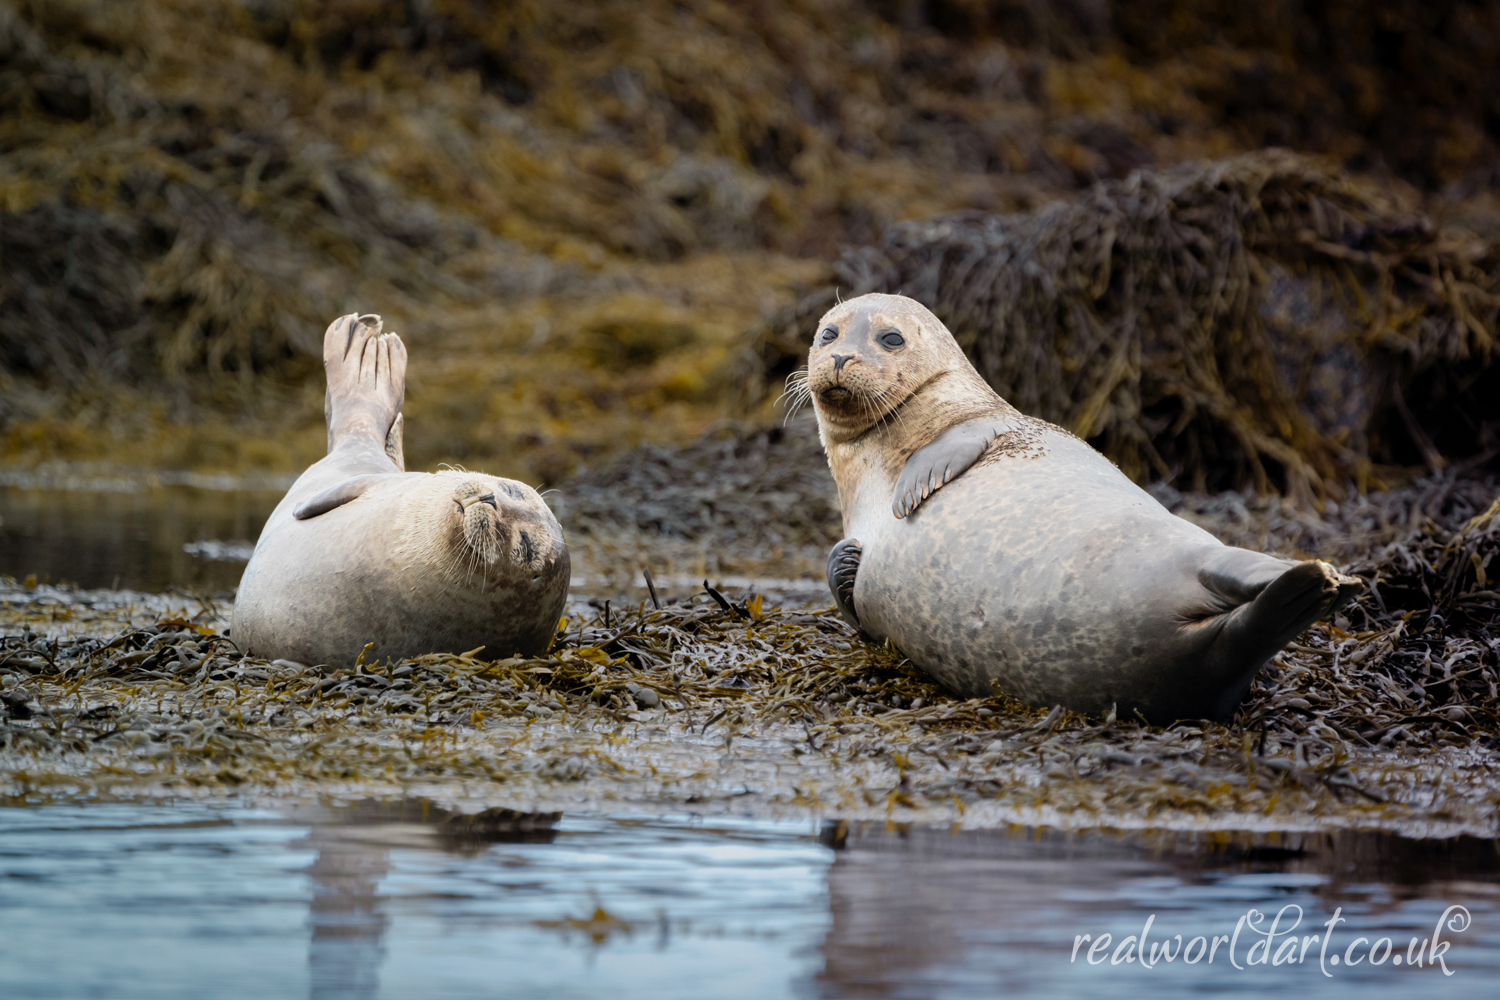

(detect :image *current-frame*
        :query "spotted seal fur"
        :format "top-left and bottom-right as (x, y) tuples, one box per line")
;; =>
(232, 314), (569, 668)
(808, 293), (1359, 723)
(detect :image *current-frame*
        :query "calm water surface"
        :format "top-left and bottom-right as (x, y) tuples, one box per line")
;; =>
(0, 801), (1497, 999)
(0, 483), (280, 593)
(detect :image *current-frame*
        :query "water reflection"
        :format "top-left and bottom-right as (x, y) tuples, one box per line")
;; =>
(307, 825), (388, 1000)
(3, 802), (1500, 998)
(0, 483), (279, 592)
(810, 822), (1500, 998)
(294, 801), (560, 1000)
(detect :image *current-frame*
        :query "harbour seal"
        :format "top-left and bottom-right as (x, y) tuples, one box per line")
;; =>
(232, 314), (569, 668)
(807, 293), (1359, 723)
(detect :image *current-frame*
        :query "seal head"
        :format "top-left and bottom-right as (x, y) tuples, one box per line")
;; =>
(443, 474), (565, 583)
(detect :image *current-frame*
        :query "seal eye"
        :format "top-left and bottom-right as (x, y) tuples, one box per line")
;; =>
(878, 330), (905, 349)
(818, 327), (839, 346)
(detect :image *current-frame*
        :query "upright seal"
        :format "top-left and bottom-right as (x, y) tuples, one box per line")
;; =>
(809, 293), (1358, 723)
(232, 314), (569, 668)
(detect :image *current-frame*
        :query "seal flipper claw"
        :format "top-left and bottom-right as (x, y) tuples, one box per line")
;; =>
(293, 474), (396, 520)
(827, 538), (863, 629)
(892, 416), (1013, 519)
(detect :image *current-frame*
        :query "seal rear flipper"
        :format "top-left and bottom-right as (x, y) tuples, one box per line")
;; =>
(1197, 547), (1300, 606)
(1195, 559), (1362, 720)
(892, 416), (1014, 518)
(827, 538), (863, 630)
(323, 313), (407, 452)
(293, 474), (396, 520)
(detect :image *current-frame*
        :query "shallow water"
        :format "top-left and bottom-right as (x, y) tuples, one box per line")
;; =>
(1, 801), (1498, 999)
(0, 483), (280, 593)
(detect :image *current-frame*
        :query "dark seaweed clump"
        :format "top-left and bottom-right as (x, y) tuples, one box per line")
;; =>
(749, 151), (1500, 499)
(551, 417), (839, 563)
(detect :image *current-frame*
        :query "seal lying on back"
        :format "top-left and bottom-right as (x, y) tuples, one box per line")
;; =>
(809, 293), (1359, 723)
(232, 314), (569, 668)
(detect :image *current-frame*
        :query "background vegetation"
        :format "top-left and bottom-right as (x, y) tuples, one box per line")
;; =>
(3, 0), (1498, 490)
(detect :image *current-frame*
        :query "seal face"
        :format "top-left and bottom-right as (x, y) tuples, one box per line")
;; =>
(231, 314), (570, 669)
(808, 293), (1359, 723)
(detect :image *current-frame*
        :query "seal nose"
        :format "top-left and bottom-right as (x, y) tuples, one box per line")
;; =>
(457, 493), (498, 511)
(832, 354), (853, 371)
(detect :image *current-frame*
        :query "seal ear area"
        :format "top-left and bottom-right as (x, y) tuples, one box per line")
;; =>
(292, 474), (397, 520)
(892, 416), (1015, 518)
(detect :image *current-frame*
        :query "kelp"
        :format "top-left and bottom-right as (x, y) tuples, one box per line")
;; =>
(552, 415), (839, 581)
(749, 151), (1500, 499)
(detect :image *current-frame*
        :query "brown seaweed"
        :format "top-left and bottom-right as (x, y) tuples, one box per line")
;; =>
(748, 151), (1500, 499)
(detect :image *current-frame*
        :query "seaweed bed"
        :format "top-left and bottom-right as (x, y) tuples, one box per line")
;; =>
(6, 420), (1500, 836)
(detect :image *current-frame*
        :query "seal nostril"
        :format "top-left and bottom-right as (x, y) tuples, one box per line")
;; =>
(480, 493), (497, 509)
(453, 500), (463, 514)
(832, 354), (852, 370)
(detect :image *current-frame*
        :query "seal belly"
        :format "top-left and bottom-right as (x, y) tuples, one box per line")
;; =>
(233, 476), (569, 668)
(853, 434), (1225, 716)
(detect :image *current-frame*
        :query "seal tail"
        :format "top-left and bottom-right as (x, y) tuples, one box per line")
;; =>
(1195, 552), (1362, 719)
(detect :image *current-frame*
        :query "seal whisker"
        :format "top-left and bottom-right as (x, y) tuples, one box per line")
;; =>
(782, 385), (813, 424)
(776, 370), (811, 411)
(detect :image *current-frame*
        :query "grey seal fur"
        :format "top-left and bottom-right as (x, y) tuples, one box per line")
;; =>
(232, 314), (570, 668)
(808, 293), (1359, 723)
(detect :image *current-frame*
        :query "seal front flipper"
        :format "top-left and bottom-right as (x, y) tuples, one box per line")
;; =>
(1193, 557), (1362, 720)
(293, 474), (397, 520)
(827, 538), (863, 630)
(892, 416), (1014, 518)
